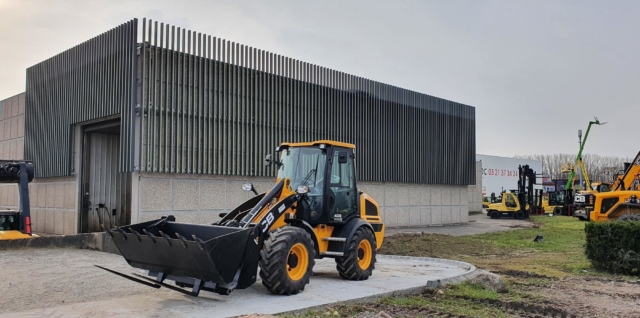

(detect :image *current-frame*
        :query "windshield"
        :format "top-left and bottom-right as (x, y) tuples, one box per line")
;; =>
(277, 147), (327, 189)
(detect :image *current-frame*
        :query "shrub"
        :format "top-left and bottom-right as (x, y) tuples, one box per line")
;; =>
(585, 220), (640, 275)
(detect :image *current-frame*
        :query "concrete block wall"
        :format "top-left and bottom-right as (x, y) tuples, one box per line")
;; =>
(136, 173), (275, 224)
(0, 93), (25, 161)
(28, 178), (78, 235)
(467, 161), (483, 212)
(136, 173), (470, 227)
(357, 182), (469, 227)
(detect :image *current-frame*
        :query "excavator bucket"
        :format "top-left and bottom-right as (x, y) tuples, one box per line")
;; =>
(104, 215), (263, 296)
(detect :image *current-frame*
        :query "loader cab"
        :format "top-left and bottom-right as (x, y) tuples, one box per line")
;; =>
(275, 142), (358, 225)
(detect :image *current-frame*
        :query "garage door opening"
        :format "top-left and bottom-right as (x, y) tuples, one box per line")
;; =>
(80, 119), (131, 233)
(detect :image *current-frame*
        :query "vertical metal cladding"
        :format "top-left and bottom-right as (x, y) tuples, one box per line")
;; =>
(138, 18), (475, 185)
(25, 19), (138, 178)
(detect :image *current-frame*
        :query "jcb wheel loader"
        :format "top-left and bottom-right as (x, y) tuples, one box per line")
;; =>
(0, 160), (36, 241)
(99, 140), (385, 297)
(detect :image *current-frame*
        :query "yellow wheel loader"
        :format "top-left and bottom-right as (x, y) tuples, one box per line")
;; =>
(575, 150), (640, 222)
(0, 160), (36, 241)
(98, 140), (385, 297)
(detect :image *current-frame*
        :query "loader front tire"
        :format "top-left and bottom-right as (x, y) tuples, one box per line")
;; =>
(259, 226), (315, 295)
(336, 226), (376, 281)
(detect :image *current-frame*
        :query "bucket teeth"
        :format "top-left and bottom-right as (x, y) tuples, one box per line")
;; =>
(159, 231), (172, 246)
(175, 232), (189, 248)
(191, 234), (205, 250)
(143, 229), (156, 243)
(131, 229), (142, 241)
(116, 227), (128, 240)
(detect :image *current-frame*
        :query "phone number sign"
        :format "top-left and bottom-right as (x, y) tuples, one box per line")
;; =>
(484, 168), (519, 177)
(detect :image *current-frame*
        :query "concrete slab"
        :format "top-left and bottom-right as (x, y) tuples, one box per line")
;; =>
(0, 248), (474, 318)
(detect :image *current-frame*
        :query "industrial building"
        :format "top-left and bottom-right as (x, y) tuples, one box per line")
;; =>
(476, 154), (543, 197)
(0, 18), (478, 235)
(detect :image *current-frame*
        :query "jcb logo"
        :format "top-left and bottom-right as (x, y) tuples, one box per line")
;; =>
(575, 196), (586, 203)
(261, 212), (275, 233)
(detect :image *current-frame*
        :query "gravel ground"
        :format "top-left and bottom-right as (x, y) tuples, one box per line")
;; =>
(0, 248), (152, 313)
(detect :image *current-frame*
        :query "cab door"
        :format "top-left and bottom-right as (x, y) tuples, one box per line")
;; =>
(504, 193), (519, 212)
(325, 147), (358, 223)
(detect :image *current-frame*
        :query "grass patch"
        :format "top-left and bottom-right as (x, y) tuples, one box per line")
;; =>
(286, 215), (640, 317)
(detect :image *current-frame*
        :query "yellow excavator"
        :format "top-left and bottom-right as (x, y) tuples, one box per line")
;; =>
(574, 150), (640, 221)
(97, 140), (385, 297)
(0, 160), (36, 240)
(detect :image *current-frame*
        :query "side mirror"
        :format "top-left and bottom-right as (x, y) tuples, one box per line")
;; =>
(338, 151), (348, 164)
(242, 183), (259, 195)
(219, 212), (228, 218)
(264, 154), (272, 166)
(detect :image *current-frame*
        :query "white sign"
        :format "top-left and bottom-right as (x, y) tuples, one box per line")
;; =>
(477, 154), (543, 196)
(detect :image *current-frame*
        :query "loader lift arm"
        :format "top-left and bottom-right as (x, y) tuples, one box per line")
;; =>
(611, 150), (640, 191)
(98, 179), (303, 297)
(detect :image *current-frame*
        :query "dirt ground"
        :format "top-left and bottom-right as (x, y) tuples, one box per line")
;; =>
(375, 216), (640, 318)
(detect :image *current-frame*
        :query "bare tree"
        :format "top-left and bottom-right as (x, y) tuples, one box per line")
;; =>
(513, 153), (632, 183)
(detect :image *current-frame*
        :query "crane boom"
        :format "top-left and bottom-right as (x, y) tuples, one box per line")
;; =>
(565, 118), (605, 190)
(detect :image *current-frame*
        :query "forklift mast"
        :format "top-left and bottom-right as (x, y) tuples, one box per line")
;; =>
(517, 164), (537, 217)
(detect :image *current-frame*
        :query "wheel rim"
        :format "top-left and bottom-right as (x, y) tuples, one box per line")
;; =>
(357, 239), (373, 270)
(287, 243), (308, 281)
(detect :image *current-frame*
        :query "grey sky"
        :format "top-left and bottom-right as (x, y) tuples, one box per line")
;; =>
(1, 0), (638, 158)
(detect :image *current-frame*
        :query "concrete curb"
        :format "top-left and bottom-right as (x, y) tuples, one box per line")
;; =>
(276, 254), (476, 316)
(0, 232), (120, 254)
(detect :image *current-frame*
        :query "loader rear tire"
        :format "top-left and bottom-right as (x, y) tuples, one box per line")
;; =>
(336, 226), (376, 281)
(259, 226), (315, 295)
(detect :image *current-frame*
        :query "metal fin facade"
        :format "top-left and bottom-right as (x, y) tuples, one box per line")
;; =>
(138, 19), (475, 185)
(24, 18), (475, 185)
(25, 19), (138, 178)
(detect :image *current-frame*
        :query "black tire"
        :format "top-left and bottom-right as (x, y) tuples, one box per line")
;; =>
(553, 207), (563, 215)
(489, 210), (501, 219)
(259, 226), (315, 295)
(515, 211), (525, 220)
(336, 226), (376, 280)
(617, 214), (640, 222)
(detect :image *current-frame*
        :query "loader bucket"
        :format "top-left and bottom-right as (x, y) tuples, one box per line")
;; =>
(107, 216), (256, 286)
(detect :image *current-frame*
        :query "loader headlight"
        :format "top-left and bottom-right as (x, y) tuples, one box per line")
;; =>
(297, 185), (309, 194)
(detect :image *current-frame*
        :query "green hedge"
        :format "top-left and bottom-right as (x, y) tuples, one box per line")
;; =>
(585, 221), (640, 275)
